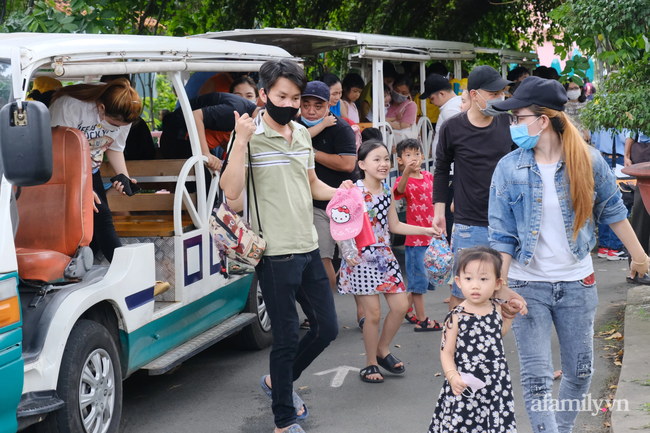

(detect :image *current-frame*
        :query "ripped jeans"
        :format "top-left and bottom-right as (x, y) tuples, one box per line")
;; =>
(509, 277), (598, 433)
(451, 224), (489, 298)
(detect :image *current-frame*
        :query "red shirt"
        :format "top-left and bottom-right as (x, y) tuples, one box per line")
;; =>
(393, 170), (434, 247)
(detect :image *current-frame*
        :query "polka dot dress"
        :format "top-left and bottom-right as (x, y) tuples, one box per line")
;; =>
(338, 180), (406, 295)
(428, 303), (517, 433)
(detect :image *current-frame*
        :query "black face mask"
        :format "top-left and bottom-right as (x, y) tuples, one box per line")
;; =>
(265, 95), (299, 126)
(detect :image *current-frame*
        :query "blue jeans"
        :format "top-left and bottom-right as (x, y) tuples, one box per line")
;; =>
(509, 278), (598, 433)
(598, 223), (623, 250)
(405, 246), (435, 294)
(451, 224), (489, 298)
(255, 249), (339, 429)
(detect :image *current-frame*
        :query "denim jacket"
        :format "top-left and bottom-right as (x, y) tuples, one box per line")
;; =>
(488, 146), (628, 267)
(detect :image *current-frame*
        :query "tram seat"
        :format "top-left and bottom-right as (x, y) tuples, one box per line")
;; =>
(99, 160), (195, 237)
(15, 127), (94, 283)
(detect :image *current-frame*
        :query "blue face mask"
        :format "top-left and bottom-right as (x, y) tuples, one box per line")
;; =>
(301, 115), (325, 127)
(510, 117), (542, 150)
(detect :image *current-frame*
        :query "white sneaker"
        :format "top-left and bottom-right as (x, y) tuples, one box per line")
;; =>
(607, 249), (629, 261)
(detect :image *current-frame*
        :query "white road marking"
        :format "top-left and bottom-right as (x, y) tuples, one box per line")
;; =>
(314, 366), (361, 387)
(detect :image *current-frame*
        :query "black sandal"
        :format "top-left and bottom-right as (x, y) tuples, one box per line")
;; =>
(360, 365), (384, 383)
(299, 319), (310, 330)
(405, 307), (418, 324)
(377, 353), (405, 374)
(414, 317), (442, 332)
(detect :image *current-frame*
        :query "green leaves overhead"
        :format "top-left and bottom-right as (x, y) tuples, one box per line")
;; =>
(1, 0), (564, 53)
(550, 0), (650, 66)
(581, 61), (650, 134)
(550, 0), (649, 134)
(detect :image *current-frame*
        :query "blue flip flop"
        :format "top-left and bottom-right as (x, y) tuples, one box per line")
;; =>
(260, 375), (309, 421)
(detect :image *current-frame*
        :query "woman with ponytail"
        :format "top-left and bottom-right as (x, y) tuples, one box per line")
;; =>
(49, 78), (143, 262)
(488, 77), (649, 433)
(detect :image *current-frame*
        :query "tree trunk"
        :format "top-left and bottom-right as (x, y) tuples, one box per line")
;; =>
(153, 0), (167, 35)
(0, 0), (8, 25)
(137, 0), (156, 35)
(592, 36), (605, 89)
(149, 73), (155, 132)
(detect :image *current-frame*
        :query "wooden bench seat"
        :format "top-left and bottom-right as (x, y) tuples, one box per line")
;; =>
(100, 159), (199, 237)
(112, 215), (193, 237)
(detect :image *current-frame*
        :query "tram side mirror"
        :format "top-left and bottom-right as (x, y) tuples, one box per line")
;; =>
(0, 101), (53, 186)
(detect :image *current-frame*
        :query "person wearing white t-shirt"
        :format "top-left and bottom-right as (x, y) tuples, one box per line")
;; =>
(489, 77), (649, 433)
(419, 74), (462, 158)
(49, 78), (142, 262)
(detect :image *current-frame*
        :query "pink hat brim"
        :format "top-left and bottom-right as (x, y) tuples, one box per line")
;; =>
(330, 219), (363, 241)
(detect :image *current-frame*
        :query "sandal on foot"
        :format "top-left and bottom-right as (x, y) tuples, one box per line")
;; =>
(414, 317), (442, 332)
(377, 353), (405, 374)
(299, 319), (310, 330)
(260, 376), (309, 420)
(359, 365), (384, 383)
(358, 317), (365, 330)
(405, 307), (418, 324)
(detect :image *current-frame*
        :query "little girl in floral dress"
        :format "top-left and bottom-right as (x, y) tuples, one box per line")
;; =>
(339, 139), (436, 383)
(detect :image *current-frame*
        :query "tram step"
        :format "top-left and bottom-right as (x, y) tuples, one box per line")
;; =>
(16, 391), (65, 417)
(142, 313), (257, 375)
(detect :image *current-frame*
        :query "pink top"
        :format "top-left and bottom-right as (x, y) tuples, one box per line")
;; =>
(341, 100), (359, 123)
(386, 100), (417, 126)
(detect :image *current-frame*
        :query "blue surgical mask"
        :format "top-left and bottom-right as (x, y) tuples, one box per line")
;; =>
(301, 115), (325, 127)
(510, 117), (542, 150)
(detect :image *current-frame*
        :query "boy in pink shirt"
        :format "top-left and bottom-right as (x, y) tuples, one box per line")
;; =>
(393, 139), (441, 332)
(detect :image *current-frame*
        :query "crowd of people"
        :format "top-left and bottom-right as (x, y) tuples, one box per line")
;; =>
(39, 56), (650, 433)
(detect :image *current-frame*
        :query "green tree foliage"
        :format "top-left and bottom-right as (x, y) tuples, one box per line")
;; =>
(550, 0), (650, 134)
(550, 0), (649, 66)
(580, 61), (650, 135)
(1, 0), (563, 53)
(140, 74), (176, 130)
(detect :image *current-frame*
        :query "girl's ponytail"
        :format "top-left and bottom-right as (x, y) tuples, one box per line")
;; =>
(530, 105), (594, 239)
(51, 78), (142, 123)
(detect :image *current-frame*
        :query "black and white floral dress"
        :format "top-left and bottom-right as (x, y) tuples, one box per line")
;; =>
(429, 302), (517, 433)
(338, 180), (406, 295)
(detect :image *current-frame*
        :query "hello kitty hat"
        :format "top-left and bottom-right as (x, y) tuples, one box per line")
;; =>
(326, 187), (366, 241)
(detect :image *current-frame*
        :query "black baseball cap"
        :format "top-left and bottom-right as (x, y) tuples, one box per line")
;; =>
(419, 74), (453, 99)
(493, 76), (568, 112)
(302, 81), (330, 102)
(467, 65), (512, 92)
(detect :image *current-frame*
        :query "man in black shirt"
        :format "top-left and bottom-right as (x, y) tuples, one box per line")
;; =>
(297, 81), (357, 292)
(160, 92), (259, 170)
(432, 65), (514, 310)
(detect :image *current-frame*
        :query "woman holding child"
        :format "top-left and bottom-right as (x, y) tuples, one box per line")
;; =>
(488, 77), (650, 433)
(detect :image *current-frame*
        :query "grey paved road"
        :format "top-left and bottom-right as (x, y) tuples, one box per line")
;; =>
(120, 253), (630, 433)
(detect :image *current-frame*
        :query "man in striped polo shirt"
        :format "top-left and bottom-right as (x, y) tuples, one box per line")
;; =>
(220, 59), (353, 433)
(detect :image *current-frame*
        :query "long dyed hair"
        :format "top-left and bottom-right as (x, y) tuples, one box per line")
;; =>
(51, 78), (142, 123)
(529, 104), (594, 238)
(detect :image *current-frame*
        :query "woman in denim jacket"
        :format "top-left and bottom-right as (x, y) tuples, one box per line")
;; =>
(488, 77), (650, 433)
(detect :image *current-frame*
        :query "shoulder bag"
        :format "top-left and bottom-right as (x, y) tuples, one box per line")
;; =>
(208, 132), (266, 267)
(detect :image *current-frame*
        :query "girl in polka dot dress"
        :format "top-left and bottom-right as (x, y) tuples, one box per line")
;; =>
(429, 246), (524, 433)
(339, 139), (436, 384)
